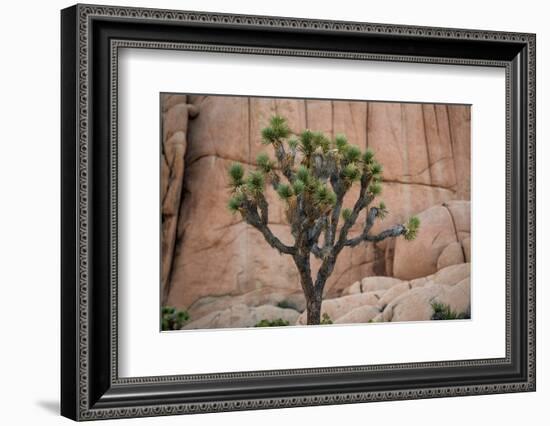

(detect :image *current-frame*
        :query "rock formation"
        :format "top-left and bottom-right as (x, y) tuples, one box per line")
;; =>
(178, 201), (471, 329)
(160, 94), (471, 324)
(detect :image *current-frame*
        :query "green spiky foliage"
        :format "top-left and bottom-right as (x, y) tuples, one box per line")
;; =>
(276, 183), (293, 200)
(254, 318), (290, 327)
(261, 115), (291, 144)
(292, 179), (305, 195)
(370, 161), (382, 176)
(228, 163), (245, 187)
(362, 148), (375, 164)
(313, 183), (336, 207)
(226, 115), (420, 325)
(377, 201), (388, 219)
(334, 134), (348, 152)
(320, 313), (333, 325)
(368, 181), (382, 196)
(344, 145), (362, 163)
(342, 208), (352, 221)
(404, 216), (421, 241)
(431, 302), (470, 320)
(342, 163), (361, 183)
(227, 192), (246, 213)
(256, 152), (274, 173)
(246, 170), (265, 195)
(161, 306), (190, 331)
(296, 165), (310, 183)
(288, 137), (299, 150)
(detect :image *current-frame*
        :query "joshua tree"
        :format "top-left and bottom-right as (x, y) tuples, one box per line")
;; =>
(227, 115), (420, 325)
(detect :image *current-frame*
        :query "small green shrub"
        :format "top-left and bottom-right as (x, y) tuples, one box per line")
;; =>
(161, 306), (190, 330)
(255, 318), (290, 327)
(320, 313), (333, 325)
(431, 302), (470, 320)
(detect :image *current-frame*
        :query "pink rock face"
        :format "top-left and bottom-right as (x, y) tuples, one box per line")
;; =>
(161, 95), (471, 312)
(160, 94), (199, 304)
(296, 293), (381, 325)
(335, 305), (380, 324)
(392, 201), (471, 280)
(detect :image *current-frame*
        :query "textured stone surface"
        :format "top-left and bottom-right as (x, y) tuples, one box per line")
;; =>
(341, 281), (362, 296)
(335, 305), (381, 324)
(295, 293), (380, 325)
(342, 276), (403, 295)
(187, 288), (306, 321)
(393, 201), (470, 280)
(382, 265), (471, 322)
(437, 241), (465, 270)
(160, 94), (199, 304)
(382, 280), (470, 323)
(376, 282), (411, 310)
(462, 237), (471, 263)
(361, 276), (404, 292)
(430, 263), (470, 286)
(182, 263), (470, 327)
(161, 95), (471, 315)
(182, 304), (300, 330)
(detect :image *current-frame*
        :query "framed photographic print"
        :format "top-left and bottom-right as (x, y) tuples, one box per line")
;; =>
(61, 4), (536, 421)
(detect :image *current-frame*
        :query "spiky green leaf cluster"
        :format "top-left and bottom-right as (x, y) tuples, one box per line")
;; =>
(344, 145), (362, 163)
(292, 179), (305, 195)
(312, 131), (331, 153)
(161, 306), (190, 331)
(288, 136), (299, 150)
(368, 182), (382, 196)
(299, 129), (315, 156)
(246, 170), (265, 195)
(261, 115), (291, 144)
(431, 302), (470, 320)
(228, 163), (244, 187)
(377, 201), (388, 219)
(334, 134), (348, 152)
(254, 318), (290, 327)
(227, 192), (246, 214)
(362, 148), (375, 164)
(256, 152), (274, 173)
(296, 165), (310, 184)
(313, 184), (336, 207)
(342, 163), (361, 182)
(404, 216), (420, 241)
(270, 115), (291, 134)
(342, 208), (352, 221)
(276, 183), (293, 200)
(320, 313), (333, 325)
(370, 161), (383, 176)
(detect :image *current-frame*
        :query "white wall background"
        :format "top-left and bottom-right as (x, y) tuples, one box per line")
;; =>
(0, 0), (546, 424)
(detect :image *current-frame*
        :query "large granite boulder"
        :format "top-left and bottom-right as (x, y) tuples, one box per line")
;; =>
(182, 304), (300, 330)
(295, 293), (380, 325)
(182, 263), (470, 328)
(382, 277), (470, 322)
(335, 305), (381, 324)
(392, 201), (470, 280)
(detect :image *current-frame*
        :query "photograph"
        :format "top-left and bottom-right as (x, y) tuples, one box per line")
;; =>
(56, 2), (536, 421)
(160, 94), (472, 330)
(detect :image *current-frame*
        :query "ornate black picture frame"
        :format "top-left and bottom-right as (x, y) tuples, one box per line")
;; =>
(61, 4), (536, 421)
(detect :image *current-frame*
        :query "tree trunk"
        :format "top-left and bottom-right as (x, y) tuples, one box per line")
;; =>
(306, 292), (322, 325)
